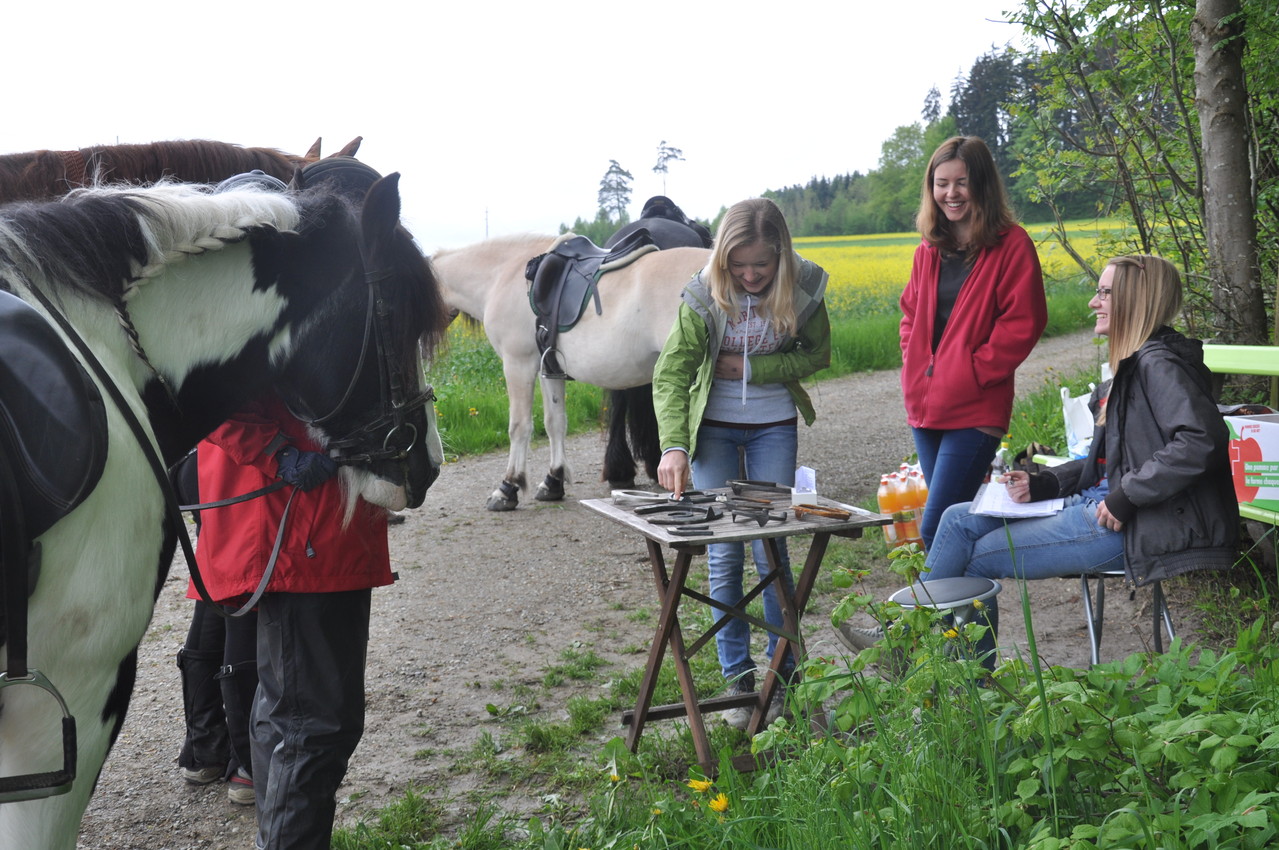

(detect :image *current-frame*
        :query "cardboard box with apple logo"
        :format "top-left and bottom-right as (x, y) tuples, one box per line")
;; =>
(1225, 414), (1279, 509)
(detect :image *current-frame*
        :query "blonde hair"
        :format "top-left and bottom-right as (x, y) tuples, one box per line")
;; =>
(915, 136), (1017, 255)
(1104, 255), (1183, 373)
(706, 198), (800, 336)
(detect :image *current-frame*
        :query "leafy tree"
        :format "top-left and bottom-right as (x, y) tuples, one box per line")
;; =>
(865, 124), (928, 233)
(597, 160), (634, 222)
(652, 141), (685, 195)
(1009, 0), (1277, 344)
(559, 209), (621, 245)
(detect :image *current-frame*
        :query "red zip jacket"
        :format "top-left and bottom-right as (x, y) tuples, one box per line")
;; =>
(187, 395), (391, 604)
(899, 225), (1046, 431)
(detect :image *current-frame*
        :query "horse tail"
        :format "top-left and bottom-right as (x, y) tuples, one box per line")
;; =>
(625, 385), (661, 482)
(602, 389), (636, 487)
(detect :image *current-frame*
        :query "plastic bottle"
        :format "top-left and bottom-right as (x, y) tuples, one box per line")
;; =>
(898, 473), (922, 547)
(990, 437), (1012, 480)
(877, 475), (900, 547)
(907, 469), (928, 546)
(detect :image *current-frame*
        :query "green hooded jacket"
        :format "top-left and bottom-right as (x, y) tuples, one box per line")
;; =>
(653, 256), (830, 459)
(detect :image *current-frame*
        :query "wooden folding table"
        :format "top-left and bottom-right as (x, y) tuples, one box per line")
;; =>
(582, 490), (888, 773)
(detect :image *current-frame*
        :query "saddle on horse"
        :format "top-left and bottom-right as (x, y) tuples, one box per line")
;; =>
(0, 289), (108, 595)
(525, 230), (658, 379)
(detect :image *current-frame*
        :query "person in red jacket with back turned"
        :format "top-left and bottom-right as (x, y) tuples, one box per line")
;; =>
(191, 393), (391, 850)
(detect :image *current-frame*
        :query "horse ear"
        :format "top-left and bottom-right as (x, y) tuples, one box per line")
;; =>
(305, 138), (323, 160)
(362, 173), (403, 245)
(335, 137), (363, 158)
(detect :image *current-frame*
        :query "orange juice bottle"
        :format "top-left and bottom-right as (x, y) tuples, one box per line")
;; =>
(898, 473), (922, 547)
(909, 469), (929, 531)
(877, 475), (900, 547)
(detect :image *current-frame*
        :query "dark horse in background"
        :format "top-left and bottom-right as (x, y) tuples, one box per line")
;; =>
(600, 196), (714, 487)
(0, 137), (362, 203)
(0, 159), (448, 845)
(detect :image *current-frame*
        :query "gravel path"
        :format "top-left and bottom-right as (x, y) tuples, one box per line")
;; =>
(77, 329), (1195, 849)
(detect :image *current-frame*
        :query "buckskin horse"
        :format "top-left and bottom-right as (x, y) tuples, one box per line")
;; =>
(0, 137), (362, 203)
(0, 158), (447, 846)
(431, 232), (708, 510)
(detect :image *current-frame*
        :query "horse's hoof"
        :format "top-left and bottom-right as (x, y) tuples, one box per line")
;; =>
(487, 481), (520, 511)
(486, 494), (518, 511)
(535, 473), (565, 502)
(607, 478), (637, 490)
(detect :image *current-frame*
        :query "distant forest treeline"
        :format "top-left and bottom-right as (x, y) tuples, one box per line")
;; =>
(566, 46), (1106, 244)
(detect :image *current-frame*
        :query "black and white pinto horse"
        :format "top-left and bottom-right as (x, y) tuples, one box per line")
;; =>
(600, 197), (713, 489)
(0, 165), (447, 845)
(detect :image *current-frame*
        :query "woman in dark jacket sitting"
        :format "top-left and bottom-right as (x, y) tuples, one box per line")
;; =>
(838, 255), (1238, 658)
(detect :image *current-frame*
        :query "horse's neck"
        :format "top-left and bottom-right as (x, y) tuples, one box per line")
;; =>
(125, 243), (288, 391)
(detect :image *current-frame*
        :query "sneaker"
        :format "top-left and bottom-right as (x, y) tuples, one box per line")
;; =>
(227, 768), (255, 806)
(833, 623), (885, 653)
(763, 687), (786, 726)
(181, 764), (225, 786)
(722, 672), (756, 730)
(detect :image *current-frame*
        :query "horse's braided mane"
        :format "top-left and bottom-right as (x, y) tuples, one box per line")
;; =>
(0, 183), (301, 304)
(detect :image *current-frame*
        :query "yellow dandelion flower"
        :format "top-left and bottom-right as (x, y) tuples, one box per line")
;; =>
(943, 628), (960, 639)
(609, 773), (620, 783)
(709, 793), (730, 813)
(972, 598), (985, 610)
(468, 407), (479, 417)
(651, 808), (662, 816)
(686, 778), (713, 793)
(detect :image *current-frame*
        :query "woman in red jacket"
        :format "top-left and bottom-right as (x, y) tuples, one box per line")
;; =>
(897, 137), (1046, 550)
(192, 394), (391, 850)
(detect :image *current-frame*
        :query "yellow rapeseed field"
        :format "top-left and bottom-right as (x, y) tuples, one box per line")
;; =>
(795, 221), (1124, 318)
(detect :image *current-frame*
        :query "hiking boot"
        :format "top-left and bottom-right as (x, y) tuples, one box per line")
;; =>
(834, 623), (885, 653)
(181, 764), (225, 786)
(227, 768), (255, 806)
(722, 672), (756, 730)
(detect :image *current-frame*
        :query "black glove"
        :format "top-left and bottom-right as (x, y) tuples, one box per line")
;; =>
(276, 446), (337, 492)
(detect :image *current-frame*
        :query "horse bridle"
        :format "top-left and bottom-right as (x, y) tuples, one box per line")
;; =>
(293, 267), (436, 470)
(281, 158), (436, 475)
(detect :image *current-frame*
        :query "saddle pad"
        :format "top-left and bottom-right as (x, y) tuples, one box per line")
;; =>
(0, 290), (108, 541)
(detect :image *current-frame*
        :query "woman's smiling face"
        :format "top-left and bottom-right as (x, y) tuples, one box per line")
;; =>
(1090, 264), (1115, 336)
(727, 241), (779, 295)
(932, 158), (972, 237)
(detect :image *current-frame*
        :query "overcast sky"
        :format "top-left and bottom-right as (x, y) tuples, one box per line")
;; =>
(4, 1), (1026, 250)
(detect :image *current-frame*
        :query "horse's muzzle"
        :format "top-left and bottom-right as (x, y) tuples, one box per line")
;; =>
(328, 391), (441, 510)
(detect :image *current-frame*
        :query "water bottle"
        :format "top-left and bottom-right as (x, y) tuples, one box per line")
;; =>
(990, 437), (1012, 480)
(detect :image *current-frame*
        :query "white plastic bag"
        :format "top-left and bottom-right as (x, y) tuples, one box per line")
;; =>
(1062, 383), (1097, 459)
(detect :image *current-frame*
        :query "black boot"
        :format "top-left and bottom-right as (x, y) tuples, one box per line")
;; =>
(177, 645), (229, 783)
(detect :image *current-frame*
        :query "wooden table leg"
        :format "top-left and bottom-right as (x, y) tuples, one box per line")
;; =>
(750, 532), (831, 735)
(627, 540), (715, 771)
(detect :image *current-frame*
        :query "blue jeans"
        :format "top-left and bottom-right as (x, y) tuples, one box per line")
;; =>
(692, 423), (798, 681)
(922, 496), (1125, 653)
(913, 427), (1001, 550)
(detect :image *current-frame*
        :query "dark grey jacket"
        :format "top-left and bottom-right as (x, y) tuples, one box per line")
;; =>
(1042, 327), (1238, 586)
